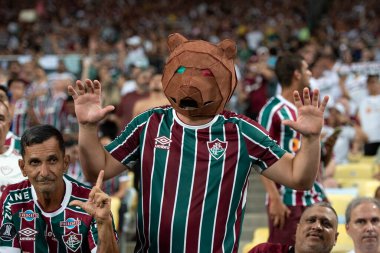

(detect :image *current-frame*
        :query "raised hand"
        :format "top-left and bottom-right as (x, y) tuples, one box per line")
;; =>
(70, 170), (112, 224)
(68, 79), (115, 126)
(282, 88), (329, 138)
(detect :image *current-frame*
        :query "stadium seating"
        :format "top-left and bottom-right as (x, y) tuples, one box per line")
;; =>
(331, 224), (354, 253)
(357, 179), (380, 197)
(242, 227), (269, 253)
(325, 188), (358, 224)
(334, 163), (375, 181)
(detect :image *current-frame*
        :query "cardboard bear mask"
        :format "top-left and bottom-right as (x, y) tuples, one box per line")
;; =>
(162, 33), (237, 117)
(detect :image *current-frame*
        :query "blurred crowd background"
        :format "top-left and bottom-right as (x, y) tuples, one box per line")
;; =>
(1, 0), (380, 247)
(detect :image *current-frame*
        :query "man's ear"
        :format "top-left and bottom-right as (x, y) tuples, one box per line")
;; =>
(294, 69), (301, 80)
(18, 159), (27, 177)
(63, 155), (70, 173)
(334, 232), (339, 245)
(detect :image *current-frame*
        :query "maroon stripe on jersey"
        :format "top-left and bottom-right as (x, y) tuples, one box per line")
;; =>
(213, 123), (238, 250)
(142, 115), (162, 252)
(295, 190), (303, 206)
(4, 136), (11, 147)
(243, 133), (279, 168)
(159, 124), (183, 251)
(15, 114), (21, 136)
(233, 178), (249, 252)
(46, 217), (58, 253)
(71, 182), (91, 199)
(18, 203), (35, 251)
(111, 124), (145, 162)
(312, 187), (320, 203)
(268, 113), (282, 142)
(186, 128), (210, 253)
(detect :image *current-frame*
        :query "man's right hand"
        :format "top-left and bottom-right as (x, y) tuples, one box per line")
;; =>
(269, 198), (291, 229)
(68, 79), (115, 126)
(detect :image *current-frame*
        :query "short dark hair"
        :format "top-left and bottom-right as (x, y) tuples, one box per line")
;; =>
(20, 125), (65, 158)
(345, 197), (380, 224)
(275, 53), (304, 87)
(302, 202), (338, 221)
(367, 74), (379, 84)
(7, 79), (27, 89)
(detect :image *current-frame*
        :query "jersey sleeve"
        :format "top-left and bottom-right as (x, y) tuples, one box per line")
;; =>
(105, 110), (150, 167)
(0, 188), (21, 250)
(240, 116), (286, 173)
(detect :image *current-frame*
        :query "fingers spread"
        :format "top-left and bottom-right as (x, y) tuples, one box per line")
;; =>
(319, 95), (329, 112)
(312, 89), (320, 106)
(302, 87), (311, 106)
(293, 90), (302, 108)
(93, 80), (101, 95)
(77, 80), (86, 95)
(67, 85), (78, 100)
(85, 79), (95, 93)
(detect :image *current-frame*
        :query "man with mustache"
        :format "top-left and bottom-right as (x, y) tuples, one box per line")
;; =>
(249, 202), (339, 253)
(0, 125), (119, 253)
(346, 197), (380, 253)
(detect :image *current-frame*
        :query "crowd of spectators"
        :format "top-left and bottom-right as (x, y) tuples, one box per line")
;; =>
(1, 0), (380, 244)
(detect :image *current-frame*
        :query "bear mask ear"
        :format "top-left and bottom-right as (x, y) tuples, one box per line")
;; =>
(218, 39), (237, 60)
(167, 33), (188, 53)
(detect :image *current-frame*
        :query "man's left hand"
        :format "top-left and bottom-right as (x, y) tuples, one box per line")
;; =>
(70, 170), (112, 224)
(282, 88), (329, 138)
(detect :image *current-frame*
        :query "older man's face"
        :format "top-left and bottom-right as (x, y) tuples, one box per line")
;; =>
(346, 202), (380, 253)
(295, 205), (338, 253)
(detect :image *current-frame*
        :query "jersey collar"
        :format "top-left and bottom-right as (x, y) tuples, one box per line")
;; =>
(31, 176), (72, 217)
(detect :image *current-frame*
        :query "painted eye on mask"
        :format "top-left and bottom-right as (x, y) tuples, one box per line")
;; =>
(201, 69), (214, 77)
(176, 66), (186, 74)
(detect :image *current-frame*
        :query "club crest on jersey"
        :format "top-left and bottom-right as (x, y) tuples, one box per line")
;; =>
(0, 166), (13, 175)
(154, 136), (172, 150)
(207, 139), (227, 160)
(62, 232), (82, 252)
(19, 210), (39, 221)
(60, 218), (81, 229)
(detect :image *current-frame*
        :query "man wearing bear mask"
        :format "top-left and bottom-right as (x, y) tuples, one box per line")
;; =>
(68, 33), (329, 253)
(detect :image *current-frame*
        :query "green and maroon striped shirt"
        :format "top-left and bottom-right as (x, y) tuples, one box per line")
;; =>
(257, 95), (326, 207)
(106, 106), (286, 253)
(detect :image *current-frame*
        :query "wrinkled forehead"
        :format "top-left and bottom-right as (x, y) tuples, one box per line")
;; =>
(301, 206), (337, 224)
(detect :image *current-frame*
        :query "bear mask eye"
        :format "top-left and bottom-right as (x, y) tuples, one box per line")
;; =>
(201, 69), (214, 77)
(176, 66), (186, 74)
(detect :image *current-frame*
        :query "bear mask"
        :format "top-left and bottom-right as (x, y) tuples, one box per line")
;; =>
(162, 33), (237, 117)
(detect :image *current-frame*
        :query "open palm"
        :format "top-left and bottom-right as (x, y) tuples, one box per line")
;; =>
(283, 88), (329, 137)
(68, 79), (114, 125)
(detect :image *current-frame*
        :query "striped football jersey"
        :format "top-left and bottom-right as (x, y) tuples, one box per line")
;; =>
(258, 95), (326, 207)
(0, 175), (117, 253)
(106, 106), (286, 253)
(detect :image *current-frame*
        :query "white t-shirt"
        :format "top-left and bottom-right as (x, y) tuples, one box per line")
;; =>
(0, 145), (26, 197)
(358, 95), (380, 143)
(310, 71), (341, 103)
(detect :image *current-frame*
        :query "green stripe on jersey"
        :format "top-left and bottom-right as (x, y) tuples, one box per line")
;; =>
(223, 123), (249, 252)
(278, 106), (295, 153)
(258, 97), (280, 129)
(149, 115), (171, 252)
(171, 128), (197, 253)
(199, 122), (225, 252)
